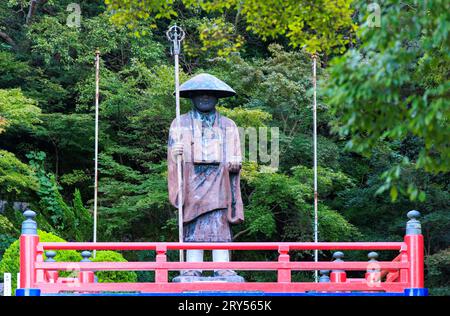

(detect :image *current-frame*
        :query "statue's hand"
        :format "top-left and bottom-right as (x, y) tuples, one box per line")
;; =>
(172, 142), (184, 157)
(228, 161), (241, 173)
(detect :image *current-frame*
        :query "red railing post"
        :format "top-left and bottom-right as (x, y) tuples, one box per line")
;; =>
(318, 270), (331, 293)
(365, 252), (381, 288)
(155, 245), (168, 283)
(78, 251), (95, 284)
(44, 251), (59, 283)
(35, 245), (45, 283)
(277, 245), (291, 283)
(330, 251), (347, 283)
(399, 244), (409, 284)
(404, 210), (427, 296)
(16, 210), (41, 296)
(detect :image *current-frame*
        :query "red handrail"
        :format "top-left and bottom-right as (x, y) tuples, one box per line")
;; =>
(38, 241), (404, 251)
(17, 210), (427, 296)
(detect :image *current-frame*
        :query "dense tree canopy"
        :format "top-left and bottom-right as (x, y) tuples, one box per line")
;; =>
(327, 0), (450, 201)
(105, 0), (356, 53)
(0, 0), (448, 293)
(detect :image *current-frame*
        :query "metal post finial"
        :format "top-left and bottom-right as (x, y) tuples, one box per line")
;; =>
(166, 25), (185, 56)
(330, 251), (347, 284)
(406, 210), (421, 235)
(21, 210), (37, 235)
(81, 251), (92, 262)
(368, 251), (379, 261)
(332, 251), (344, 261)
(367, 251), (380, 273)
(45, 251), (57, 262)
(319, 270), (330, 283)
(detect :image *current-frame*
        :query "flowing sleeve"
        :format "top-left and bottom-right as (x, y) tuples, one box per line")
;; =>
(167, 119), (179, 208)
(226, 119), (244, 223)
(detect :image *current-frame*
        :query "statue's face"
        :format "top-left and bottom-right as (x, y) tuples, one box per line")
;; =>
(191, 94), (218, 113)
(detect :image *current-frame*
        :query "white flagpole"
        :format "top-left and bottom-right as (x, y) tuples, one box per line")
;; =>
(167, 26), (185, 262)
(312, 54), (319, 282)
(93, 49), (100, 258)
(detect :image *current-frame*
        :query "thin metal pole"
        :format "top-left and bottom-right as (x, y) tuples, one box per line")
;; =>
(93, 49), (100, 258)
(312, 54), (318, 282)
(167, 26), (185, 263)
(174, 53), (184, 263)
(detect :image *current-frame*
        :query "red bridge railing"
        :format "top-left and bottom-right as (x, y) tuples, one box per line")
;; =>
(16, 210), (427, 296)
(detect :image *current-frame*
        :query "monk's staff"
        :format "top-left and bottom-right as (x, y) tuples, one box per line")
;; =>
(93, 49), (100, 258)
(167, 25), (186, 262)
(312, 53), (318, 282)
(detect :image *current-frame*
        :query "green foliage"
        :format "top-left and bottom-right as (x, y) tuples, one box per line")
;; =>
(0, 149), (38, 197)
(59, 170), (90, 187)
(0, 230), (136, 293)
(97, 157), (173, 242)
(92, 251), (138, 283)
(0, 88), (41, 134)
(27, 14), (127, 70)
(281, 134), (341, 171)
(0, 230), (81, 294)
(426, 248), (450, 296)
(0, 0), (447, 293)
(72, 188), (93, 241)
(237, 166), (360, 243)
(32, 113), (95, 173)
(0, 214), (18, 236)
(216, 106), (271, 128)
(0, 52), (30, 88)
(105, 0), (177, 31)
(317, 205), (361, 242)
(326, 0), (450, 200)
(0, 214), (18, 261)
(27, 151), (92, 241)
(0, 88), (41, 197)
(106, 0), (356, 54)
(292, 165), (355, 199)
(197, 17), (244, 58)
(0, 233), (15, 262)
(422, 211), (450, 254)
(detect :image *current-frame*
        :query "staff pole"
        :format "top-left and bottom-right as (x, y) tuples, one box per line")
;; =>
(167, 25), (186, 262)
(93, 49), (100, 258)
(312, 53), (318, 282)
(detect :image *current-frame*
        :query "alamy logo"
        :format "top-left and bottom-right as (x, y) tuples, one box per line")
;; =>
(367, 3), (381, 28)
(66, 3), (81, 28)
(170, 126), (280, 170)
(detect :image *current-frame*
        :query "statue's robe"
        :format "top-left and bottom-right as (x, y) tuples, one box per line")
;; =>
(167, 109), (244, 242)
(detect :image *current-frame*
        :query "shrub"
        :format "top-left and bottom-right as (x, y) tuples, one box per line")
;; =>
(0, 211), (22, 262)
(0, 234), (16, 262)
(0, 230), (81, 294)
(0, 214), (18, 236)
(92, 251), (137, 283)
(0, 230), (136, 294)
(426, 248), (450, 295)
(27, 151), (92, 241)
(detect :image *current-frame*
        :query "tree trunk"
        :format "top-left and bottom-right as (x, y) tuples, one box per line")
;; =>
(26, 0), (49, 24)
(26, 0), (38, 24)
(0, 31), (16, 48)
